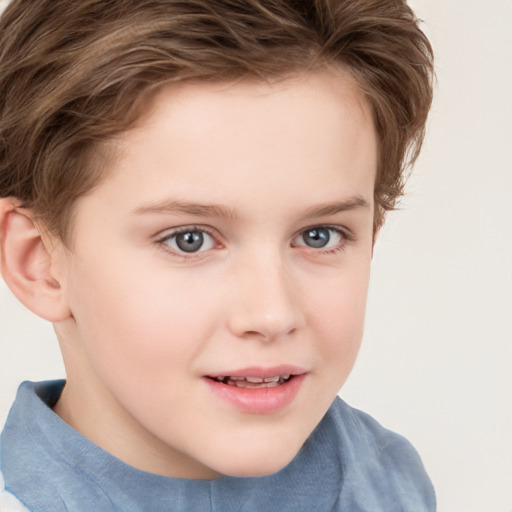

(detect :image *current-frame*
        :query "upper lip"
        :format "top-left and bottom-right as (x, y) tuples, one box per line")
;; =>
(205, 365), (307, 379)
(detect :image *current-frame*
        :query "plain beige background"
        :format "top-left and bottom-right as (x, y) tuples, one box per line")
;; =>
(1, 1), (511, 511)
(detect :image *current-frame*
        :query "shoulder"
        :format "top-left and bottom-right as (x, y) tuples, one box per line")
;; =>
(322, 397), (436, 511)
(327, 396), (425, 458)
(0, 470), (31, 512)
(330, 397), (424, 458)
(0, 381), (69, 512)
(0, 381), (101, 512)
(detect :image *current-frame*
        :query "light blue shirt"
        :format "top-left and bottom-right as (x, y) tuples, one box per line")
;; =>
(0, 381), (435, 511)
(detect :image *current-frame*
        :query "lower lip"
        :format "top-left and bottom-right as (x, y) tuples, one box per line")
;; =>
(204, 374), (306, 414)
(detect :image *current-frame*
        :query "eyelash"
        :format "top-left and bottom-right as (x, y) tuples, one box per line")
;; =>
(155, 225), (355, 259)
(292, 225), (355, 256)
(155, 225), (217, 258)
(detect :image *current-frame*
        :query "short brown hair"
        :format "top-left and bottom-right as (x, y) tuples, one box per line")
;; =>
(0, 0), (434, 242)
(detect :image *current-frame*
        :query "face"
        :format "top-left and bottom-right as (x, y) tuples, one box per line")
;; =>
(52, 71), (378, 479)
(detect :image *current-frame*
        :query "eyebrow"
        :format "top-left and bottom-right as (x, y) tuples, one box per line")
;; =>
(132, 200), (239, 220)
(300, 196), (370, 218)
(132, 195), (369, 220)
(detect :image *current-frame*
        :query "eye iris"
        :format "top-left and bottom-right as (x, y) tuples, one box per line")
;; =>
(176, 231), (204, 252)
(304, 228), (330, 248)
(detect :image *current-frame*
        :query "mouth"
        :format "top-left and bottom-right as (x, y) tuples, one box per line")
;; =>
(207, 374), (293, 389)
(203, 366), (307, 414)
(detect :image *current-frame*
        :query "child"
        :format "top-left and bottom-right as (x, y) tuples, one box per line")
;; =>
(0, 0), (435, 510)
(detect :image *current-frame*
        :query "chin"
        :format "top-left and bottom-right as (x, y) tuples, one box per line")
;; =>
(209, 445), (300, 478)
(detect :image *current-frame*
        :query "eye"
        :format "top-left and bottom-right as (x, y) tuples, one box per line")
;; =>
(159, 228), (216, 253)
(292, 227), (344, 250)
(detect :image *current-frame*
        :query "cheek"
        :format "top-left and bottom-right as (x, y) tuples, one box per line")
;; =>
(67, 259), (222, 376)
(306, 263), (370, 363)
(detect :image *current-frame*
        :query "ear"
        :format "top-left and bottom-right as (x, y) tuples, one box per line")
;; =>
(0, 198), (71, 322)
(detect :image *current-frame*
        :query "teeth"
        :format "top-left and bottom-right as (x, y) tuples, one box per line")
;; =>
(246, 377), (264, 383)
(228, 379), (278, 388)
(212, 374), (293, 387)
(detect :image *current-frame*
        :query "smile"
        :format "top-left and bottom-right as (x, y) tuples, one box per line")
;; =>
(204, 367), (307, 414)
(211, 375), (292, 388)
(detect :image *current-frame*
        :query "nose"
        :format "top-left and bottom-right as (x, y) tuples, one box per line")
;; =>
(226, 252), (304, 342)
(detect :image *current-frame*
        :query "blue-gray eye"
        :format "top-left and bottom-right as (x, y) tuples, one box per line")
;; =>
(293, 227), (343, 249)
(162, 229), (215, 253)
(176, 231), (204, 252)
(303, 228), (330, 248)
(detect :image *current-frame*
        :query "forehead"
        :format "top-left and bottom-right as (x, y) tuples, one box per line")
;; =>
(131, 72), (369, 168)
(72, 71), (377, 232)
(135, 70), (374, 149)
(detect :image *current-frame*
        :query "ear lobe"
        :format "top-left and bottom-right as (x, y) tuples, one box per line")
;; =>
(0, 198), (71, 322)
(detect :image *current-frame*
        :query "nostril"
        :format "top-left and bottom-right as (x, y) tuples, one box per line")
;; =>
(243, 330), (267, 338)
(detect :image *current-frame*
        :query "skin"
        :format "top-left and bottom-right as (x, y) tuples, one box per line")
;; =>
(48, 70), (378, 479)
